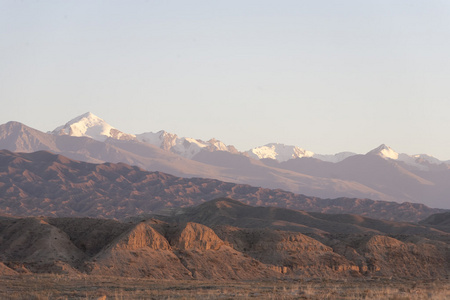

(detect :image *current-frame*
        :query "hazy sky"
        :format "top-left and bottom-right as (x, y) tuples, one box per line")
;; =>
(1, 1), (450, 159)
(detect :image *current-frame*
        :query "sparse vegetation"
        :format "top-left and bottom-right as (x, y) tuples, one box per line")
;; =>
(0, 274), (448, 299)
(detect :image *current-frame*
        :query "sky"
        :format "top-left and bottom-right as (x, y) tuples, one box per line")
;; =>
(1, 0), (450, 160)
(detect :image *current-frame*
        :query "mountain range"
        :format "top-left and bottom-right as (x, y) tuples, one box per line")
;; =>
(0, 149), (444, 221)
(50, 112), (450, 166)
(1, 112), (449, 208)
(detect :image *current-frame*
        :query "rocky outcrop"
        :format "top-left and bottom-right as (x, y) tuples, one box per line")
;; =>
(361, 235), (448, 278)
(327, 234), (450, 279)
(172, 222), (226, 251)
(113, 222), (171, 251)
(85, 220), (277, 280)
(0, 262), (18, 276)
(87, 220), (190, 279)
(164, 222), (276, 280)
(215, 227), (360, 278)
(0, 199), (448, 280)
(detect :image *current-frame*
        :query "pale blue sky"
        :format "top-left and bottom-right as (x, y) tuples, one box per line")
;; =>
(1, 1), (450, 159)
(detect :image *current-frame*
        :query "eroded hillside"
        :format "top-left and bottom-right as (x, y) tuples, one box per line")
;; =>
(0, 199), (448, 280)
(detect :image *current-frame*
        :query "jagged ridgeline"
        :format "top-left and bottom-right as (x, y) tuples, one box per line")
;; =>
(1, 113), (450, 209)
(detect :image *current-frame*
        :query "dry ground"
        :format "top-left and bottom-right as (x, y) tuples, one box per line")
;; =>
(0, 275), (448, 299)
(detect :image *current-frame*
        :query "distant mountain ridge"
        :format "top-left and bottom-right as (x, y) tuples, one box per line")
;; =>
(246, 143), (357, 163)
(1, 121), (394, 203)
(50, 112), (449, 166)
(0, 149), (445, 221)
(1, 112), (450, 208)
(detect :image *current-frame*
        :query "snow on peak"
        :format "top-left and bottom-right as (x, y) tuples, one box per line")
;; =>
(397, 153), (446, 170)
(367, 144), (399, 160)
(51, 112), (135, 142)
(247, 143), (314, 162)
(411, 154), (442, 165)
(50, 114), (447, 167)
(136, 131), (237, 159)
(136, 130), (178, 150)
(248, 143), (356, 163)
(365, 144), (447, 169)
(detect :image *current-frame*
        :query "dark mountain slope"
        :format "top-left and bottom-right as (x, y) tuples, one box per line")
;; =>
(0, 150), (445, 221)
(167, 198), (447, 236)
(419, 212), (450, 233)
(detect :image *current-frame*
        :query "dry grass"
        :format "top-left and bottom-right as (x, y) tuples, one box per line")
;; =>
(0, 274), (448, 299)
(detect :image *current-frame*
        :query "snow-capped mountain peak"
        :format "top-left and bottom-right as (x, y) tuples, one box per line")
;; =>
(411, 154), (442, 165)
(248, 143), (356, 163)
(52, 113), (239, 159)
(365, 144), (449, 170)
(50, 113), (447, 168)
(367, 144), (399, 160)
(51, 112), (135, 142)
(247, 143), (314, 162)
(136, 132), (237, 159)
(135, 130), (178, 150)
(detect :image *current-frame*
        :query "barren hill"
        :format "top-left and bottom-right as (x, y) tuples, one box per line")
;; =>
(419, 212), (450, 233)
(0, 150), (446, 222)
(0, 199), (448, 280)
